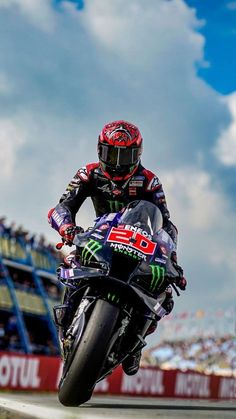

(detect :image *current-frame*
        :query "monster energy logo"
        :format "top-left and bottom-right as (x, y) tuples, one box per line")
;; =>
(107, 292), (120, 303)
(107, 200), (124, 213)
(82, 239), (102, 264)
(150, 265), (165, 292)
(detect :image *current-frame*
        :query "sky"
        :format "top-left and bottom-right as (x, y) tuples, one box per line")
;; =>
(0, 0), (236, 314)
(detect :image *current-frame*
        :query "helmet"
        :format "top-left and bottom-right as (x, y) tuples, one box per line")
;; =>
(98, 120), (143, 181)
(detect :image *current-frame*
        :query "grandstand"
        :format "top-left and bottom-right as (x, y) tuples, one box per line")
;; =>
(0, 217), (62, 355)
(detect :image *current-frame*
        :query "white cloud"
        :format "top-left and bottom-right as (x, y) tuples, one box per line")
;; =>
(0, 118), (26, 179)
(164, 168), (227, 230)
(214, 93), (236, 166)
(163, 167), (236, 306)
(80, 0), (206, 80)
(227, 1), (236, 10)
(0, 0), (56, 31)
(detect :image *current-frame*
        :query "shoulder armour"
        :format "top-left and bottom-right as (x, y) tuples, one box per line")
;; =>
(142, 168), (161, 192)
(76, 163), (99, 182)
(85, 162), (100, 180)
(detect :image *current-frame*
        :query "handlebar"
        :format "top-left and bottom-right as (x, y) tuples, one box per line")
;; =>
(56, 226), (85, 250)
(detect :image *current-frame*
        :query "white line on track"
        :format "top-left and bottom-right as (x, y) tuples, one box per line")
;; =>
(0, 396), (104, 419)
(0, 394), (236, 419)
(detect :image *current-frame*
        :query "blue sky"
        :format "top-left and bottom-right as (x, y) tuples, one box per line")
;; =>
(0, 0), (236, 313)
(186, 0), (236, 94)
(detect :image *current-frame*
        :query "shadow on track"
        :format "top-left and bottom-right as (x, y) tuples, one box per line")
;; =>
(84, 403), (236, 412)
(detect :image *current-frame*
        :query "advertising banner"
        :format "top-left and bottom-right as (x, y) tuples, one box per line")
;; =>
(0, 352), (62, 391)
(0, 352), (235, 400)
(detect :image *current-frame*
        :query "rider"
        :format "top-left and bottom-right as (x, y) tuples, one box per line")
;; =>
(48, 120), (187, 375)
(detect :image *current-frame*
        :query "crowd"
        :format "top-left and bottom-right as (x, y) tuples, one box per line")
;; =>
(0, 215), (59, 259)
(0, 316), (21, 352)
(142, 334), (236, 376)
(0, 314), (59, 355)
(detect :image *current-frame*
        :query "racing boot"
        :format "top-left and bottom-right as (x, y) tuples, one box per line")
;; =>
(162, 286), (174, 314)
(122, 320), (158, 376)
(122, 289), (174, 376)
(122, 349), (142, 376)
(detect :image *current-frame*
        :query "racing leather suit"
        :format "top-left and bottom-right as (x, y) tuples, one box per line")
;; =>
(49, 162), (180, 368)
(49, 162), (178, 247)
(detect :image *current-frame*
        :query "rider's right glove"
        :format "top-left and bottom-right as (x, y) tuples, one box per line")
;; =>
(170, 251), (187, 291)
(175, 276), (187, 291)
(59, 223), (76, 245)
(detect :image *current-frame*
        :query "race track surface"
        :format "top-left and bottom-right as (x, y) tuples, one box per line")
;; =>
(0, 394), (236, 419)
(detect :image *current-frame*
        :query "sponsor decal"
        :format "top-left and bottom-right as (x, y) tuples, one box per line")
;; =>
(122, 224), (152, 239)
(110, 242), (147, 261)
(107, 227), (156, 255)
(77, 167), (89, 182)
(99, 223), (109, 231)
(129, 187), (137, 196)
(112, 189), (122, 196)
(121, 369), (165, 395)
(98, 184), (112, 194)
(153, 302), (168, 318)
(147, 176), (160, 191)
(160, 245), (167, 255)
(159, 231), (169, 243)
(155, 191), (165, 199)
(81, 239), (102, 264)
(175, 373), (210, 398)
(150, 265), (165, 291)
(51, 210), (64, 227)
(91, 232), (104, 240)
(107, 200), (125, 213)
(154, 257), (167, 264)
(107, 292), (120, 304)
(219, 378), (236, 399)
(129, 180), (143, 187)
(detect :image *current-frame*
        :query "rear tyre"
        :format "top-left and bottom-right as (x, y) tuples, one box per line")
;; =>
(58, 299), (120, 406)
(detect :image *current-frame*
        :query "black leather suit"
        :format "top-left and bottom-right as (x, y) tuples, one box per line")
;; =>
(49, 162), (178, 246)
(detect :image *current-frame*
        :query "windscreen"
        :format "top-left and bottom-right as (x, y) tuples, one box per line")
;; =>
(118, 200), (163, 236)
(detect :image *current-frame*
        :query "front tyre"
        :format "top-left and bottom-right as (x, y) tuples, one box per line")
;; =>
(58, 299), (120, 406)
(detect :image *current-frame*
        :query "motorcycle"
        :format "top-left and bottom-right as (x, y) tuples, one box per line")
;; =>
(53, 200), (181, 406)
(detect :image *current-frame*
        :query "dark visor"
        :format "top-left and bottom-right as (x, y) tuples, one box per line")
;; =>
(99, 144), (139, 167)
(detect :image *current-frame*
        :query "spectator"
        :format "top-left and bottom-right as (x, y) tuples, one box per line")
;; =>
(5, 315), (18, 336)
(7, 334), (22, 353)
(0, 216), (7, 234)
(0, 321), (7, 350)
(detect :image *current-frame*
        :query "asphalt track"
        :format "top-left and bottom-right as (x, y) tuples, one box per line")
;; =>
(0, 394), (236, 419)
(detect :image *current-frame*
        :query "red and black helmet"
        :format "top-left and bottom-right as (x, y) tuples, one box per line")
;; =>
(98, 120), (143, 181)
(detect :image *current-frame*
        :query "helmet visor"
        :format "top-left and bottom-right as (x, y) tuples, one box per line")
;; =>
(99, 144), (140, 167)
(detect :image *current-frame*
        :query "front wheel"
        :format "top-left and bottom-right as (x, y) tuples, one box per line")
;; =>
(58, 299), (120, 406)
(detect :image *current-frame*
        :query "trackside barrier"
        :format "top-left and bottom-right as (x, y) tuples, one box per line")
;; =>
(0, 352), (235, 400)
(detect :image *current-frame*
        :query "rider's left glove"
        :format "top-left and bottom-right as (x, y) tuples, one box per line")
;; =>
(59, 223), (76, 245)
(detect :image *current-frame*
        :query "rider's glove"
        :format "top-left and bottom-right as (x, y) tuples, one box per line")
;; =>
(171, 251), (187, 290)
(175, 276), (187, 291)
(59, 223), (76, 245)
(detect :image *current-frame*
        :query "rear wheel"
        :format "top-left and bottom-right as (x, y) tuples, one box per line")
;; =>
(58, 299), (120, 406)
